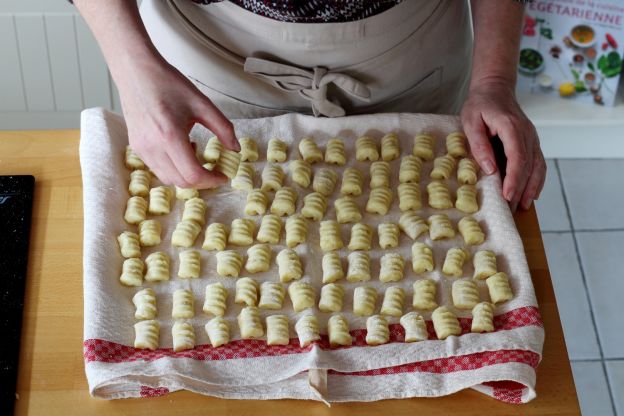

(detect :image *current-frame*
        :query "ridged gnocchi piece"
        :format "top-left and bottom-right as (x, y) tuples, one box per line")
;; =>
(399, 155), (423, 183)
(139, 220), (161, 247)
(124, 196), (148, 225)
(335, 196), (362, 224)
(271, 186), (298, 216)
(347, 251), (371, 282)
(411, 242), (434, 274)
(125, 146), (145, 170)
(148, 186), (173, 215)
(245, 189), (269, 216)
(289, 159), (313, 188)
(428, 214), (455, 240)
(231, 162), (255, 191)
(471, 302), (495, 333)
(285, 215), (308, 248)
(245, 243), (272, 273)
(178, 249), (201, 279)
(381, 132), (400, 161)
(144, 252), (170, 282)
(365, 187), (393, 215)
(217, 149), (241, 179)
(172, 220), (202, 247)
(205, 316), (230, 347)
(355, 135), (379, 161)
(129, 169), (151, 197)
(261, 164), (284, 192)
(379, 253), (405, 283)
(432, 306), (461, 340)
(313, 168), (339, 197)
(235, 277), (259, 306)
(446, 131), (468, 158)
(203, 136), (223, 163)
(456, 184), (479, 214)
(458, 216), (485, 246)
(318, 283), (344, 312)
(348, 223), (373, 251)
(172, 289), (195, 319)
(380, 286), (405, 317)
(370, 161), (391, 189)
(239, 137), (259, 162)
(295, 315), (320, 347)
(452, 279), (480, 309)
(412, 279), (437, 310)
(258, 281), (285, 310)
(413, 133), (435, 161)
(400, 312), (428, 342)
(256, 214), (283, 244)
(216, 250), (244, 277)
(398, 182), (422, 211)
(120, 258), (144, 286)
(473, 250), (497, 280)
(238, 306), (264, 339)
(276, 248), (303, 283)
(353, 286), (377, 316)
(134, 319), (159, 350)
(172, 321), (195, 352)
(266, 315), (290, 346)
(228, 218), (256, 246)
(202, 223), (228, 251)
(486, 272), (513, 304)
(301, 192), (327, 221)
(322, 252), (344, 283)
(298, 137), (323, 163)
(325, 138), (346, 165)
(328, 315), (352, 346)
(203, 282), (228, 316)
(399, 212), (429, 240)
(288, 281), (316, 312)
(267, 138), (288, 162)
(175, 186), (199, 200)
(319, 220), (344, 252)
(378, 223), (399, 249)
(182, 197), (206, 225)
(442, 247), (469, 277)
(430, 154), (457, 180)
(133, 288), (157, 320)
(118, 231), (141, 258)
(426, 180), (453, 210)
(366, 315), (390, 345)
(458, 158), (479, 185)
(340, 167), (364, 196)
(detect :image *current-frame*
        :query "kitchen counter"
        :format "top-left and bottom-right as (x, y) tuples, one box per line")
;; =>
(1, 130), (580, 415)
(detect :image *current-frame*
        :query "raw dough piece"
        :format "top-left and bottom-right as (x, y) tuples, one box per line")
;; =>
(340, 167), (364, 197)
(318, 283), (345, 312)
(452, 279), (480, 309)
(298, 137), (323, 163)
(125, 146), (145, 170)
(295, 315), (320, 347)
(203, 282), (228, 316)
(202, 223), (228, 251)
(348, 223), (373, 251)
(203, 136), (223, 163)
(144, 252), (170, 282)
(129, 169), (150, 197)
(290, 159), (313, 188)
(277, 248), (303, 283)
(124, 196), (148, 225)
(458, 216), (485, 245)
(266, 315), (290, 345)
(178, 249), (201, 279)
(256, 214), (283, 244)
(426, 180), (453, 210)
(411, 242), (434, 274)
(457, 158), (479, 185)
(182, 197), (206, 225)
(301, 192), (327, 221)
(379, 253), (405, 283)
(413, 133), (435, 161)
(138, 219), (161, 247)
(398, 182), (422, 211)
(134, 320), (159, 350)
(446, 131), (468, 158)
(239, 137), (259, 162)
(400, 312), (428, 342)
(267, 138), (288, 162)
(133, 288), (157, 320)
(322, 252), (344, 283)
(380, 286), (405, 317)
(412, 279), (437, 310)
(238, 306), (264, 339)
(399, 212), (429, 240)
(171, 220), (202, 247)
(235, 277), (259, 306)
(486, 272), (513, 303)
(325, 138), (346, 165)
(353, 286), (377, 316)
(335, 196), (362, 223)
(370, 161), (391, 189)
(432, 306), (461, 340)
(428, 214), (455, 240)
(228, 218), (256, 246)
(473, 250), (497, 280)
(313, 168), (338, 196)
(206, 316), (230, 347)
(355, 135), (379, 161)
(319, 220), (343, 251)
(245, 243), (272, 273)
(271, 186), (297, 216)
(328, 315), (352, 346)
(148, 186), (173, 215)
(456, 184), (479, 214)
(245, 189), (269, 216)
(172, 289), (194, 319)
(261, 164), (284, 192)
(288, 281), (315, 312)
(399, 155), (423, 183)
(471, 302), (495, 333)
(258, 281), (285, 310)
(120, 258), (144, 286)
(442, 247), (469, 277)
(216, 149), (241, 179)
(366, 315), (390, 345)
(430, 154), (456, 180)
(216, 250), (243, 277)
(365, 187), (393, 215)
(285, 214), (308, 248)
(175, 187), (198, 200)
(118, 231), (140, 258)
(378, 223), (399, 249)
(347, 251), (371, 282)
(231, 162), (255, 191)
(381, 132), (400, 161)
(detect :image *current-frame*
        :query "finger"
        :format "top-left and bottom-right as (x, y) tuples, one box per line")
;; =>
(193, 97), (240, 152)
(461, 112), (497, 175)
(520, 152), (547, 210)
(130, 138), (185, 187)
(166, 132), (228, 189)
(498, 121), (531, 209)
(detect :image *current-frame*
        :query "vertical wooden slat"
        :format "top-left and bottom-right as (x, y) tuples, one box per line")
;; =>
(75, 16), (112, 109)
(0, 15), (27, 111)
(45, 14), (83, 111)
(14, 14), (55, 111)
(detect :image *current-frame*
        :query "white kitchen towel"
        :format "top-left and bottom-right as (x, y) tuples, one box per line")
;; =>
(81, 108), (544, 404)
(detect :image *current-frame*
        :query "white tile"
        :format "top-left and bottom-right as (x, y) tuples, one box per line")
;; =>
(571, 361), (614, 416)
(535, 160), (571, 231)
(606, 361), (624, 416)
(559, 160), (624, 230)
(542, 233), (600, 359)
(576, 232), (624, 359)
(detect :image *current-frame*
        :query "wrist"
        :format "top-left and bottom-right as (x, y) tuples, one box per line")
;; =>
(468, 74), (517, 95)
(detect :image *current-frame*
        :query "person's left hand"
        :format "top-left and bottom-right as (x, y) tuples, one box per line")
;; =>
(460, 78), (547, 212)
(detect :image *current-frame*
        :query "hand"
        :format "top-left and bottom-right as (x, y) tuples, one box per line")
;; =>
(460, 78), (546, 211)
(118, 57), (240, 189)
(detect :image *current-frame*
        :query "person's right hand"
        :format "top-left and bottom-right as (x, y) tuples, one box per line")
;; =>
(118, 57), (240, 189)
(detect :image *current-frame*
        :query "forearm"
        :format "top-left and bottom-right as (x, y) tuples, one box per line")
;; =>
(469, 0), (525, 90)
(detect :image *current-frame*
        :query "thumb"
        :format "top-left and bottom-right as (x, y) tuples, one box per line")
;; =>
(193, 95), (240, 152)
(461, 113), (497, 175)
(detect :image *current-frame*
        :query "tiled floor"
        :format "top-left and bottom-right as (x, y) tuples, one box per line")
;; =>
(536, 159), (624, 416)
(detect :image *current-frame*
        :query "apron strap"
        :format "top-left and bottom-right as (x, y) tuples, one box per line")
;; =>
(244, 57), (371, 117)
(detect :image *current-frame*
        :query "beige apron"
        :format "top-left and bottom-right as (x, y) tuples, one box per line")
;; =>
(140, 0), (473, 119)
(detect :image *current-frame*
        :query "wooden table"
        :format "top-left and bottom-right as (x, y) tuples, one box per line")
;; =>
(2, 130), (580, 415)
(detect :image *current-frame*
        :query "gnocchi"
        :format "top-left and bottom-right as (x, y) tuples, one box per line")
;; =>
(313, 168), (338, 196)
(442, 247), (469, 277)
(365, 187), (393, 215)
(124, 196), (148, 225)
(347, 251), (371, 282)
(319, 220), (343, 252)
(413, 133), (435, 161)
(378, 223), (400, 249)
(216, 149), (242, 179)
(148, 186), (173, 215)
(261, 164), (284, 192)
(256, 214), (283, 245)
(370, 161), (391, 189)
(120, 258), (144, 287)
(486, 272), (513, 304)
(134, 320), (159, 350)
(216, 250), (244, 277)
(353, 286), (377, 316)
(458, 216), (485, 246)
(430, 154), (456, 180)
(348, 223), (373, 251)
(458, 158), (479, 185)
(271, 186), (297, 216)
(285, 214), (308, 248)
(411, 242), (434, 274)
(178, 249), (201, 279)
(235, 277), (259, 306)
(426, 180), (453, 210)
(171, 220), (202, 247)
(335, 196), (362, 224)
(245, 189), (269, 216)
(322, 252), (344, 284)
(117, 231), (141, 258)
(399, 212), (429, 240)
(381, 132), (400, 161)
(446, 131), (468, 158)
(471, 302), (495, 333)
(258, 281), (285, 310)
(452, 279), (480, 310)
(203, 282), (228, 316)
(473, 250), (497, 280)
(432, 306), (461, 340)
(245, 243), (272, 273)
(340, 167), (364, 196)
(276, 248), (303, 283)
(203, 136), (223, 163)
(412, 279), (437, 310)
(298, 137), (323, 163)
(172, 289), (194, 319)
(238, 306), (264, 339)
(399, 155), (423, 184)
(231, 162), (255, 191)
(400, 312), (428, 342)
(175, 187), (198, 200)
(328, 314), (352, 347)
(202, 223), (228, 251)
(144, 252), (170, 282)
(366, 315), (390, 345)
(318, 283), (345, 313)
(355, 135), (379, 161)
(139, 219), (161, 247)
(133, 288), (157, 320)
(228, 218), (256, 246)
(129, 169), (150, 197)
(325, 138), (346, 165)
(288, 281), (315, 312)
(290, 159), (313, 189)
(398, 182), (422, 211)
(206, 316), (230, 347)
(266, 315), (290, 346)
(239, 137), (259, 162)
(455, 184), (479, 214)
(125, 146), (145, 170)
(379, 253), (405, 283)
(182, 197), (207, 225)
(267, 138), (288, 162)
(428, 214), (455, 240)
(295, 314), (320, 347)
(301, 192), (328, 221)
(380, 286), (405, 317)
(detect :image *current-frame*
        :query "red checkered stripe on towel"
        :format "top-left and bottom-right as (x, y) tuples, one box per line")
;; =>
(84, 306), (542, 363)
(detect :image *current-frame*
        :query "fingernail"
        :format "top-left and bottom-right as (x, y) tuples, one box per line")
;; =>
(506, 190), (515, 202)
(483, 159), (495, 175)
